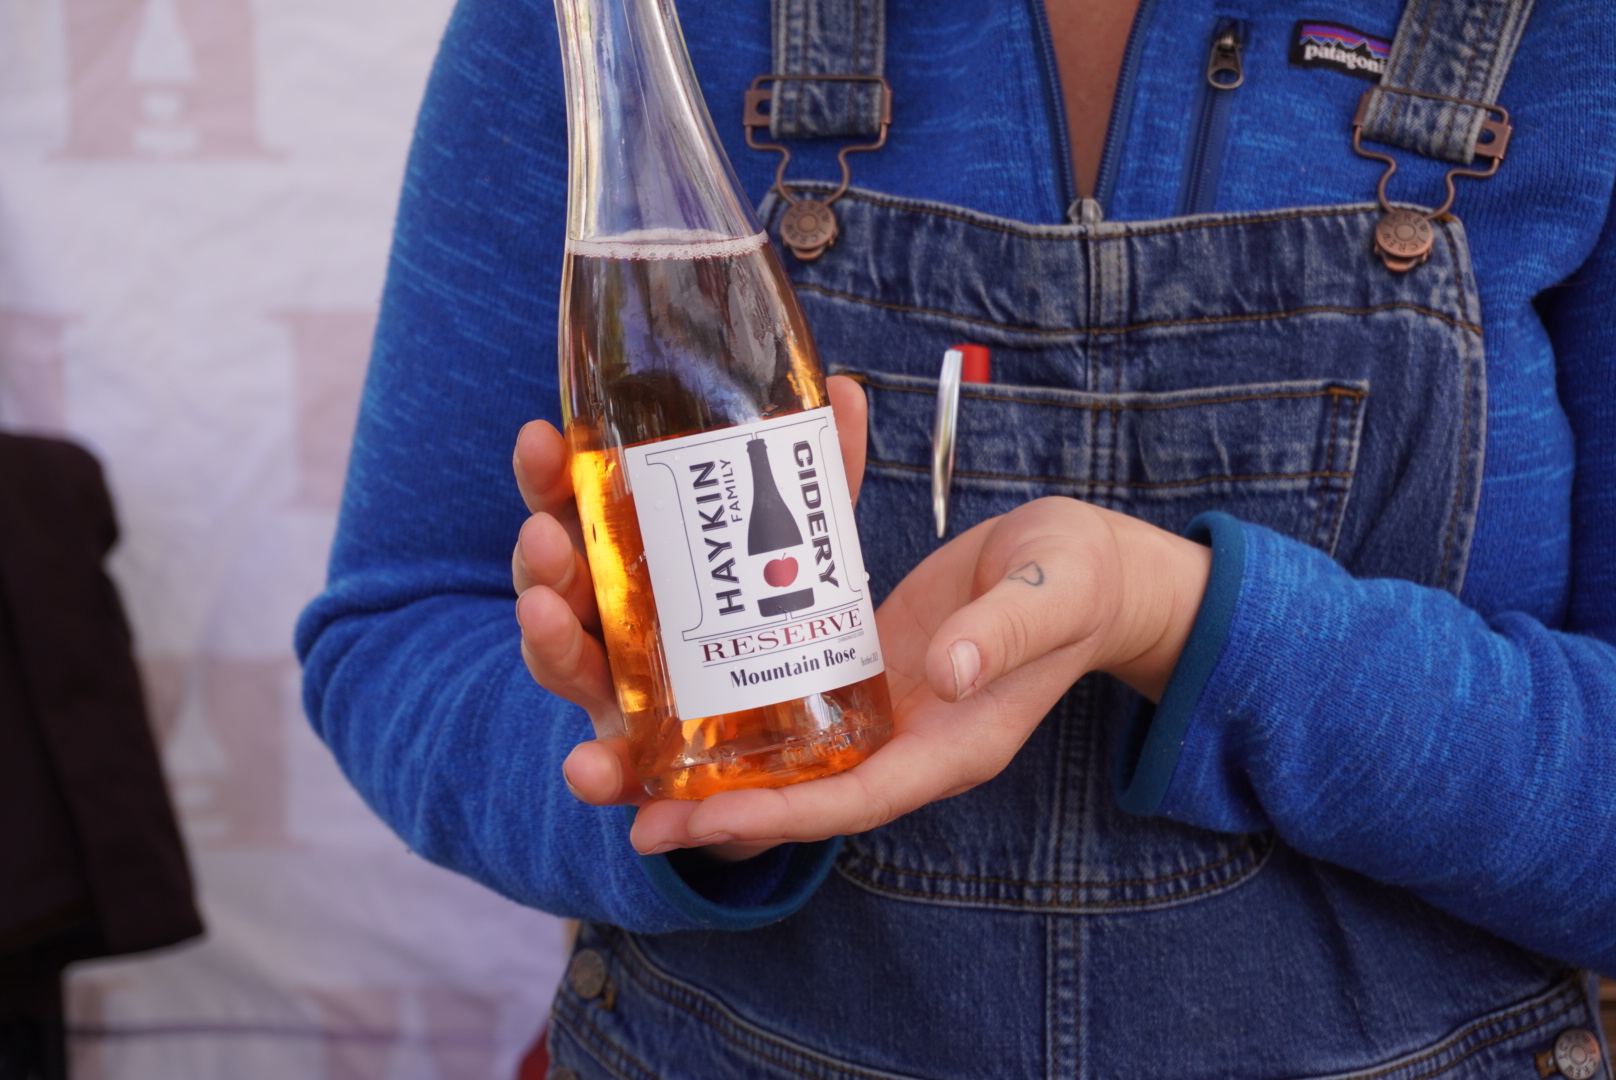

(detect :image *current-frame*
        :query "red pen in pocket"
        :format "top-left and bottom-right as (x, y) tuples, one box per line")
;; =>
(931, 344), (991, 538)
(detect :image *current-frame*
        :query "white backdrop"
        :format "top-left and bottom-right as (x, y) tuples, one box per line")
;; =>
(0, 1), (568, 1077)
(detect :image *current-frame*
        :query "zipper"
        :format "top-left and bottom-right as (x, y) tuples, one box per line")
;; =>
(1178, 18), (1246, 216)
(1027, 0), (1079, 217)
(1092, 0), (1163, 212)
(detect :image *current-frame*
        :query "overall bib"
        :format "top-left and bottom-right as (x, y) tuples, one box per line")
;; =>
(549, 2), (1611, 1077)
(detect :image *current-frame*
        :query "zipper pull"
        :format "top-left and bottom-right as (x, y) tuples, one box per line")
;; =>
(1207, 27), (1244, 89)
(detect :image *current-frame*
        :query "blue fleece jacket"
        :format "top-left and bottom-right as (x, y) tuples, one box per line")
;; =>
(296, 0), (1616, 969)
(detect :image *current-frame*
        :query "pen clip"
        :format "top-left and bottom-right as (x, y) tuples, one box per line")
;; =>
(932, 348), (964, 539)
(931, 345), (991, 539)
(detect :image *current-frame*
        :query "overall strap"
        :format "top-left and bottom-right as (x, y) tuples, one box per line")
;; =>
(768, 0), (885, 139)
(1359, 0), (1535, 164)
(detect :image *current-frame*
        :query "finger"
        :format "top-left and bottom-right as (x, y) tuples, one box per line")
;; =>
(628, 799), (784, 858)
(826, 374), (867, 507)
(516, 585), (618, 722)
(871, 517), (997, 703)
(513, 419), (575, 517)
(561, 737), (647, 807)
(923, 521), (1112, 703)
(516, 512), (599, 631)
(630, 797), (699, 852)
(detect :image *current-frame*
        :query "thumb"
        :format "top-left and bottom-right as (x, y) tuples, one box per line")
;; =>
(827, 374), (867, 507)
(923, 524), (1116, 702)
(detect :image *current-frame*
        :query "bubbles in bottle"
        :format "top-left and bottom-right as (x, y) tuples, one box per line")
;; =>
(566, 228), (767, 261)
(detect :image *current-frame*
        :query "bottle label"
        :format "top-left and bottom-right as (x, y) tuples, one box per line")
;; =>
(622, 407), (885, 720)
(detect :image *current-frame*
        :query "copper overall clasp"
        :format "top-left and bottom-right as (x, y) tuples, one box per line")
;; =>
(744, 74), (892, 260)
(1351, 87), (1512, 272)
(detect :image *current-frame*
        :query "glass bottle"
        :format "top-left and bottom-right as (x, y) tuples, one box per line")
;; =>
(554, 0), (893, 799)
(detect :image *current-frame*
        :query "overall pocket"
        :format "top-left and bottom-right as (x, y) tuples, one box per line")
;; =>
(832, 365), (1367, 912)
(845, 367), (1367, 601)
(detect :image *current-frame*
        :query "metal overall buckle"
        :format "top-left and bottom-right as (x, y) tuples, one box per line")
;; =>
(1351, 87), (1512, 272)
(744, 74), (893, 260)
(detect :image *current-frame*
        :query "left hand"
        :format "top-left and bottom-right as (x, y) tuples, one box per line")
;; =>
(525, 376), (872, 863)
(624, 494), (1212, 856)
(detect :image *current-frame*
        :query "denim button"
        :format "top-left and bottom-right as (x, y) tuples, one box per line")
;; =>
(1553, 1028), (1602, 1080)
(547, 1068), (579, 1080)
(568, 948), (609, 1000)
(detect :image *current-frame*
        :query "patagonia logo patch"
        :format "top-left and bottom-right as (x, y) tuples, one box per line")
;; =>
(1289, 20), (1391, 80)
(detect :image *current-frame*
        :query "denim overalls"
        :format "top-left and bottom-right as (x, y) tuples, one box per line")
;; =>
(548, 1), (1611, 1077)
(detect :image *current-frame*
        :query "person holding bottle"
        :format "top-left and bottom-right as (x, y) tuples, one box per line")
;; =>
(298, 0), (1616, 1076)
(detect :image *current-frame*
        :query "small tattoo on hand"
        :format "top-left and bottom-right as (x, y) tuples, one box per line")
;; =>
(1007, 561), (1045, 586)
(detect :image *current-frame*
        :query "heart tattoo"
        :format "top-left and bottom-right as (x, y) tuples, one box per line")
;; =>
(1007, 561), (1045, 587)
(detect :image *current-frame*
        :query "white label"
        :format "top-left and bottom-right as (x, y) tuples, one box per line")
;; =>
(622, 407), (885, 720)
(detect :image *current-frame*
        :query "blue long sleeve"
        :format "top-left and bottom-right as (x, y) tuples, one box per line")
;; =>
(1120, 203), (1616, 975)
(295, 0), (838, 933)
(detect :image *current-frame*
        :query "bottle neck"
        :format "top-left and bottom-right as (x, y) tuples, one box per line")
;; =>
(555, 0), (760, 247)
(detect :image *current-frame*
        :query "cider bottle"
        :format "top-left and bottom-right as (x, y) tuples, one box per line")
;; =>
(554, 0), (893, 799)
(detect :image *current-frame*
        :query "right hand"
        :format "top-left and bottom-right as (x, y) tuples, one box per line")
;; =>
(511, 376), (870, 861)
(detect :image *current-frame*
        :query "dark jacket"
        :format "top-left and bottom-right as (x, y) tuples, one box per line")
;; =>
(0, 433), (201, 969)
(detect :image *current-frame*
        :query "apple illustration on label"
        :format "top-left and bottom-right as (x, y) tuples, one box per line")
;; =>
(764, 556), (798, 587)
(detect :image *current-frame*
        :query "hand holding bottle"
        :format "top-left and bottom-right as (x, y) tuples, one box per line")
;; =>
(516, 377), (1213, 858)
(627, 488), (1213, 857)
(514, 375), (873, 860)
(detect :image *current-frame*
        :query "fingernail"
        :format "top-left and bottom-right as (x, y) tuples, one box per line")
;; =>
(949, 640), (981, 700)
(644, 842), (678, 856)
(691, 832), (734, 846)
(561, 757), (586, 802)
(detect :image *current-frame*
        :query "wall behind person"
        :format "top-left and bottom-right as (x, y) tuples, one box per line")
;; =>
(0, 1), (567, 1077)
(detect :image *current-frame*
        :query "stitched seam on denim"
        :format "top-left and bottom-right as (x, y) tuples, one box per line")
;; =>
(1400, 1000), (1578, 1080)
(1105, 241), (1123, 506)
(1322, 393), (1365, 556)
(834, 842), (1273, 909)
(1307, 400), (1338, 550)
(1442, 7), (1482, 150)
(604, 931), (918, 1080)
(854, 378), (1370, 410)
(1043, 916), (1058, 1080)
(551, 1002), (660, 1080)
(1102, 246), (1118, 507)
(842, 832), (1266, 889)
(1077, 691), (1101, 1079)
(777, 0), (807, 134)
(1044, 699), (1075, 1080)
(773, 0), (789, 124)
(1390, 0), (1442, 135)
(613, 963), (875, 1080)
(1467, 3), (1508, 114)
(1443, 1), (1498, 154)
(796, 286), (1484, 337)
(847, 0), (862, 129)
(1071, 678), (1097, 901)
(1347, 983), (1579, 1080)
(1436, 220), (1474, 591)
(1490, 2), (1533, 103)
(1047, 681), (1083, 896)
(1305, 979), (1582, 1080)
(868, 459), (1356, 490)
(1311, 392), (1358, 550)
(813, 187), (1382, 240)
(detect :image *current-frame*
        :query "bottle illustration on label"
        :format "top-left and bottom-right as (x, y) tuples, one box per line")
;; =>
(746, 436), (814, 617)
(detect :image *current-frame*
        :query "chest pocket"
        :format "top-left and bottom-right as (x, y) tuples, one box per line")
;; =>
(782, 191), (1485, 914)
